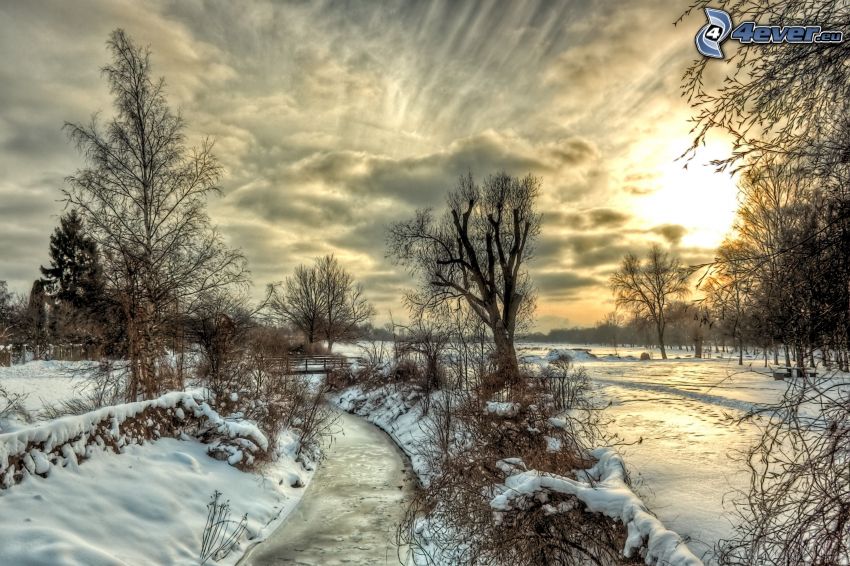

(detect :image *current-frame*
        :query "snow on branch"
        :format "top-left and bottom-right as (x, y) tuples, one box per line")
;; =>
(490, 448), (702, 566)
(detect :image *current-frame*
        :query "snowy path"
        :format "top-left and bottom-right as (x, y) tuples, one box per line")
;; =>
(240, 409), (415, 565)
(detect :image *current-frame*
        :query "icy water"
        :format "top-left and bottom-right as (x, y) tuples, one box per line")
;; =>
(241, 410), (415, 565)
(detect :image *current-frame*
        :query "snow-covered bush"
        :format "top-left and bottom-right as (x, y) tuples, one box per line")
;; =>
(489, 450), (701, 565)
(398, 377), (629, 566)
(0, 391), (268, 488)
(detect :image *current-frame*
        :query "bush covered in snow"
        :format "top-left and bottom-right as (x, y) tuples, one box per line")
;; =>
(336, 373), (702, 566)
(0, 391), (268, 488)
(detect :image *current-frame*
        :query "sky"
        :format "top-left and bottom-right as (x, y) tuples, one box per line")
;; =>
(0, 0), (738, 330)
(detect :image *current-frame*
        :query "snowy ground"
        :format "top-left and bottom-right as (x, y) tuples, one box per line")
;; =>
(0, 361), (95, 418)
(0, 432), (310, 565)
(333, 341), (803, 563)
(333, 385), (701, 565)
(0, 345), (819, 564)
(518, 343), (792, 562)
(0, 361), (315, 565)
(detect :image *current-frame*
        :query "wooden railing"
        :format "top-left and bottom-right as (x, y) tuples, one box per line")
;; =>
(269, 355), (352, 375)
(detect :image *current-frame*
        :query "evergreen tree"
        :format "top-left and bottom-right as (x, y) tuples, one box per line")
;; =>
(25, 279), (50, 359)
(40, 210), (111, 352)
(40, 209), (103, 310)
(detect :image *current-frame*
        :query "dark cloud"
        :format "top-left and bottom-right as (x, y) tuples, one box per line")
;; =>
(546, 208), (630, 231)
(651, 224), (687, 245)
(0, 1), (725, 329)
(534, 271), (601, 299)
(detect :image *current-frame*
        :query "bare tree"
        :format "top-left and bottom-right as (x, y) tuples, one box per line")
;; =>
(388, 172), (541, 388)
(681, 1), (850, 173)
(270, 264), (324, 346)
(63, 29), (247, 399)
(0, 282), (14, 345)
(271, 255), (374, 350)
(703, 240), (754, 365)
(316, 255), (374, 351)
(610, 245), (689, 360)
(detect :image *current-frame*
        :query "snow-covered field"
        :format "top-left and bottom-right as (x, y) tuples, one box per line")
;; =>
(0, 361), (315, 565)
(0, 360), (96, 417)
(0, 433), (310, 565)
(0, 344), (825, 564)
(518, 343), (790, 562)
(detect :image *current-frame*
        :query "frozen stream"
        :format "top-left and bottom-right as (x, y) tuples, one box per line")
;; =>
(241, 409), (415, 565)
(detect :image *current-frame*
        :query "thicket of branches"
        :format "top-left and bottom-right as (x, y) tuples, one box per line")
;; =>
(681, 1), (850, 562)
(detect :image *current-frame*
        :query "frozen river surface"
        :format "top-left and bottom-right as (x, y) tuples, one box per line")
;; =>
(241, 410), (415, 565)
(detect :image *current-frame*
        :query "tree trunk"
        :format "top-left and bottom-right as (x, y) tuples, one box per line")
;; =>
(738, 336), (744, 365)
(657, 323), (667, 360)
(492, 326), (519, 386)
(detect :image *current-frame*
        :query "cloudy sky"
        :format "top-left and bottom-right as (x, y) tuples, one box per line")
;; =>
(0, 0), (737, 330)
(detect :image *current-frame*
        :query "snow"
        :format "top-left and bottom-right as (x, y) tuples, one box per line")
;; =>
(0, 361), (315, 564)
(485, 401), (520, 417)
(333, 383), (701, 564)
(0, 432), (311, 565)
(0, 360), (96, 414)
(544, 348), (597, 362)
(490, 449), (702, 566)
(332, 385), (432, 484)
(518, 342), (797, 561)
(0, 390), (268, 485)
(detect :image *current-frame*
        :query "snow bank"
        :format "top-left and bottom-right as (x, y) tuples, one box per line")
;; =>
(0, 391), (268, 488)
(0, 431), (311, 566)
(545, 348), (597, 362)
(490, 448), (702, 566)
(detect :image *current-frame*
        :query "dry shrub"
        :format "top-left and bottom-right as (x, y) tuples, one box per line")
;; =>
(399, 367), (628, 566)
(541, 355), (591, 411)
(718, 376), (850, 565)
(325, 366), (356, 390)
(390, 358), (421, 383)
(0, 383), (29, 426)
(197, 326), (337, 468)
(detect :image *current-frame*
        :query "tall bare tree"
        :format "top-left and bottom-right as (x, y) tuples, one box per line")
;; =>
(316, 255), (374, 350)
(388, 172), (541, 386)
(703, 240), (754, 365)
(610, 245), (689, 360)
(271, 255), (373, 350)
(270, 264), (324, 347)
(63, 29), (247, 399)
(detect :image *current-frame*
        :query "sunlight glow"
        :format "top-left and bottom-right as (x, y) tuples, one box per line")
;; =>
(635, 143), (738, 249)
